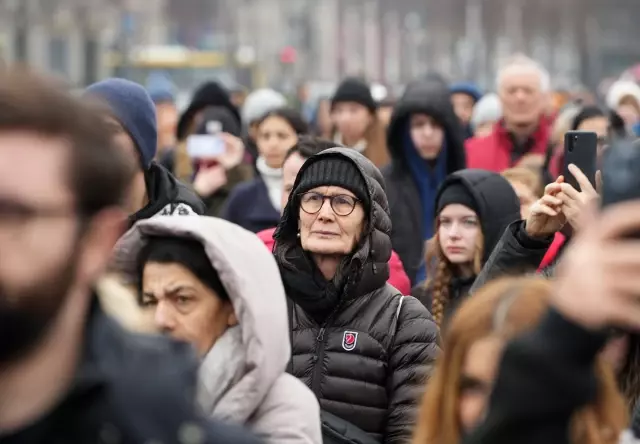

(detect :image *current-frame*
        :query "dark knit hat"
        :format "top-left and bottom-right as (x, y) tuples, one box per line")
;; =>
(331, 78), (377, 113)
(436, 182), (479, 216)
(293, 155), (370, 210)
(195, 106), (242, 138)
(85, 78), (157, 170)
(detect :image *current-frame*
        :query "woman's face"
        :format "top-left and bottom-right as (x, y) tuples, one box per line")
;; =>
(141, 262), (236, 357)
(438, 204), (481, 264)
(459, 336), (504, 433)
(281, 152), (307, 213)
(298, 185), (365, 256)
(617, 99), (640, 127)
(331, 102), (372, 142)
(508, 180), (537, 219)
(257, 115), (299, 169)
(409, 113), (444, 160)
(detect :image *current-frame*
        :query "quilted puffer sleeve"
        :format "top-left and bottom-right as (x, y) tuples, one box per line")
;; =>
(385, 295), (441, 444)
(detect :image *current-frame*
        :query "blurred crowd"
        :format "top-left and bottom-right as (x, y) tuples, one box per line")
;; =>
(3, 52), (640, 444)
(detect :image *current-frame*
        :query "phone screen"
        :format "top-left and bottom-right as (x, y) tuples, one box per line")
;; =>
(186, 135), (225, 159)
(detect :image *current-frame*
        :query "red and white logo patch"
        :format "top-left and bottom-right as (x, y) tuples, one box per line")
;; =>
(342, 331), (358, 351)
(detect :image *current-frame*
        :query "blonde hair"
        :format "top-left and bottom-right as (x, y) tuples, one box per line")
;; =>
(424, 228), (484, 330)
(413, 277), (628, 444)
(502, 167), (544, 198)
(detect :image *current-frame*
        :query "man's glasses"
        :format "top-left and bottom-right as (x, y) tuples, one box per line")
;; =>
(299, 192), (360, 216)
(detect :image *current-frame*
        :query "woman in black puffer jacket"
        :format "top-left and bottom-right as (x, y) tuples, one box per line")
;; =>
(273, 147), (439, 444)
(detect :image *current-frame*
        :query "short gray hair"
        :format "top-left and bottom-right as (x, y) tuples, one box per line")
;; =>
(496, 54), (551, 92)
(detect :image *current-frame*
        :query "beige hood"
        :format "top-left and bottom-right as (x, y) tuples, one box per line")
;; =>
(111, 216), (291, 422)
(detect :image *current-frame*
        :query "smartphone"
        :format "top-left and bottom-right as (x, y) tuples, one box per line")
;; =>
(186, 134), (225, 159)
(563, 131), (598, 192)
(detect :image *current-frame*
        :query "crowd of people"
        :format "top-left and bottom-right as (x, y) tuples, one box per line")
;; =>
(3, 51), (640, 444)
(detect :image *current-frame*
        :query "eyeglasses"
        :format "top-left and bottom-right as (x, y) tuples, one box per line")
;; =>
(299, 192), (360, 216)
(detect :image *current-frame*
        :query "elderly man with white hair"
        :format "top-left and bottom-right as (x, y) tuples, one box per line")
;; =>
(465, 54), (553, 172)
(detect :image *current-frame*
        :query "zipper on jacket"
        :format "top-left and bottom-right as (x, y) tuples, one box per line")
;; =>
(311, 326), (327, 395)
(310, 303), (345, 396)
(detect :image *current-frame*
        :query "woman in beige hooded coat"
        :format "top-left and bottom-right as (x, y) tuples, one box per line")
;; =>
(111, 216), (322, 444)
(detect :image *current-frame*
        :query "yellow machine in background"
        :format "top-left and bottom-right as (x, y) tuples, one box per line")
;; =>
(106, 45), (235, 94)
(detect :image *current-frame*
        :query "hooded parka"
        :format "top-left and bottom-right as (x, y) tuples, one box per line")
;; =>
(382, 81), (467, 285)
(112, 216), (322, 444)
(413, 169), (521, 322)
(274, 148), (440, 444)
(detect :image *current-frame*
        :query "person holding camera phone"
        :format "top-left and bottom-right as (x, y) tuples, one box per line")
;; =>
(470, 163), (599, 289)
(187, 107), (255, 216)
(462, 199), (640, 444)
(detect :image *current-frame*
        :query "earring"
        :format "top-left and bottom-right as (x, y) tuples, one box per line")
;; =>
(296, 231), (301, 238)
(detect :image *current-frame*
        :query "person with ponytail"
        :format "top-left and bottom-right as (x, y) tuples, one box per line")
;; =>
(413, 169), (521, 330)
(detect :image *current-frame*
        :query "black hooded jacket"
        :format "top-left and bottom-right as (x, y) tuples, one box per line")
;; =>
(128, 162), (206, 228)
(274, 148), (439, 444)
(382, 81), (467, 284)
(176, 81), (241, 142)
(413, 169), (521, 322)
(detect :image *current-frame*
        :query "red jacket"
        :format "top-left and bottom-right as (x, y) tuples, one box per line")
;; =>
(538, 232), (566, 271)
(257, 228), (412, 295)
(465, 118), (552, 172)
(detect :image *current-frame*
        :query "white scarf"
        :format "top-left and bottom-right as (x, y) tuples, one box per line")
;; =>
(256, 156), (283, 212)
(197, 326), (247, 419)
(334, 132), (367, 153)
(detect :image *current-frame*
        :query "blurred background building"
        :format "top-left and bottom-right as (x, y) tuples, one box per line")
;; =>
(1, 0), (638, 98)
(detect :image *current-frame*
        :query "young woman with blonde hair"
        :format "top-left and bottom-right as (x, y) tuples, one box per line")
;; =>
(413, 277), (628, 444)
(413, 169), (521, 330)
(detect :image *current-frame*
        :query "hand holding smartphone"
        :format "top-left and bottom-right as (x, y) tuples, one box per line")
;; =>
(187, 120), (225, 159)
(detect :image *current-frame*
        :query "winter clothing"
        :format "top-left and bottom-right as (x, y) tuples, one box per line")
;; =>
(450, 82), (483, 138)
(435, 181), (479, 216)
(177, 81), (241, 142)
(85, 78), (157, 170)
(606, 80), (640, 112)
(274, 148), (440, 444)
(331, 78), (377, 113)
(469, 220), (556, 294)
(450, 82), (483, 103)
(170, 105), (244, 182)
(539, 232), (567, 271)
(413, 169), (521, 321)
(470, 93), (502, 131)
(382, 80), (467, 284)
(169, 104), (254, 218)
(257, 227), (412, 296)
(242, 89), (288, 125)
(0, 297), (262, 444)
(293, 155), (370, 208)
(462, 308), (613, 444)
(221, 175), (281, 233)
(146, 72), (176, 104)
(128, 162), (205, 228)
(112, 216), (322, 444)
(465, 117), (552, 172)
(258, 157), (283, 210)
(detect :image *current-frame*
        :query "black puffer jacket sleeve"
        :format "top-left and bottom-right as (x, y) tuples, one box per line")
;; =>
(470, 221), (554, 293)
(385, 295), (440, 444)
